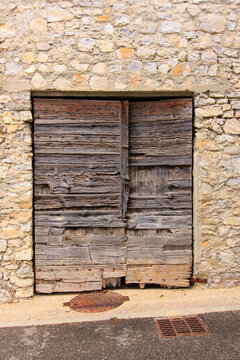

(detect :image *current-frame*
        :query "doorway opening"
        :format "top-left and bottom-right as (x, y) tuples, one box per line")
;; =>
(32, 97), (193, 293)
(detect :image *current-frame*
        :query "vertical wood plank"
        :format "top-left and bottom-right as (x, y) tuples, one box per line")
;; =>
(120, 101), (129, 219)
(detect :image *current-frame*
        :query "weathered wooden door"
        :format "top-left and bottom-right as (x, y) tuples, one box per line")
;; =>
(34, 99), (129, 293)
(33, 98), (192, 293)
(126, 100), (192, 288)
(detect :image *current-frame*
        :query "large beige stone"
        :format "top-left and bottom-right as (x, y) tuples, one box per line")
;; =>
(223, 217), (240, 226)
(23, 52), (35, 63)
(200, 15), (226, 33)
(47, 6), (73, 22)
(3, 112), (12, 124)
(19, 111), (32, 122)
(223, 119), (240, 135)
(15, 249), (32, 261)
(196, 107), (223, 118)
(0, 240), (7, 252)
(10, 276), (34, 288)
(90, 76), (108, 89)
(31, 73), (47, 89)
(73, 74), (89, 85)
(36, 54), (48, 63)
(92, 62), (106, 74)
(99, 40), (114, 53)
(0, 24), (15, 39)
(117, 48), (134, 59)
(53, 77), (71, 89)
(78, 38), (96, 51)
(15, 287), (34, 298)
(161, 21), (181, 33)
(30, 19), (47, 33)
(0, 95), (11, 103)
(0, 289), (12, 304)
(5, 61), (22, 75)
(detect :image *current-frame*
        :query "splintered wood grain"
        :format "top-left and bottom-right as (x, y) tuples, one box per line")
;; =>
(34, 171), (120, 195)
(128, 166), (192, 196)
(126, 264), (191, 288)
(35, 225), (127, 289)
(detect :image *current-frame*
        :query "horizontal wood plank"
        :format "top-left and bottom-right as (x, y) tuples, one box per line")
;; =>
(34, 98), (122, 118)
(35, 265), (126, 281)
(127, 249), (192, 265)
(34, 171), (120, 195)
(35, 265), (102, 282)
(65, 232), (127, 247)
(129, 155), (192, 167)
(34, 153), (120, 167)
(90, 246), (126, 265)
(35, 194), (121, 210)
(127, 232), (192, 249)
(129, 99), (192, 120)
(126, 264), (191, 288)
(127, 214), (192, 230)
(35, 244), (91, 262)
(128, 194), (191, 210)
(35, 281), (102, 293)
(35, 211), (125, 228)
(34, 125), (120, 136)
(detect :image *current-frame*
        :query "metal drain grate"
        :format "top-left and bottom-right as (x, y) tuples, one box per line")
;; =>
(156, 316), (210, 338)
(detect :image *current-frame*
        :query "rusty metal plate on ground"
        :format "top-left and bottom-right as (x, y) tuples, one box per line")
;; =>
(155, 316), (210, 338)
(65, 291), (129, 313)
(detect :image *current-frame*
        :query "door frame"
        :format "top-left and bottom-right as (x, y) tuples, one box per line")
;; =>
(31, 94), (195, 292)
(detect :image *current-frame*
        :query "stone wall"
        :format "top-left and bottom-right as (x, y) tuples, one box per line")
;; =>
(0, 0), (239, 303)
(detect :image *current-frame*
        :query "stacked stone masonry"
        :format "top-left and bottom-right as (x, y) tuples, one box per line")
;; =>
(0, 0), (240, 303)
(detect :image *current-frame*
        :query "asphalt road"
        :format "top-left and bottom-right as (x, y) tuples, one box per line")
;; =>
(0, 311), (239, 360)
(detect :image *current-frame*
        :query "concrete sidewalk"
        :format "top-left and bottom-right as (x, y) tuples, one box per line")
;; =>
(0, 311), (239, 360)
(0, 286), (239, 328)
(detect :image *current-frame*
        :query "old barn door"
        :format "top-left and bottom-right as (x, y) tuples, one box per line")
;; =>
(33, 98), (192, 293)
(126, 99), (193, 287)
(34, 99), (129, 293)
